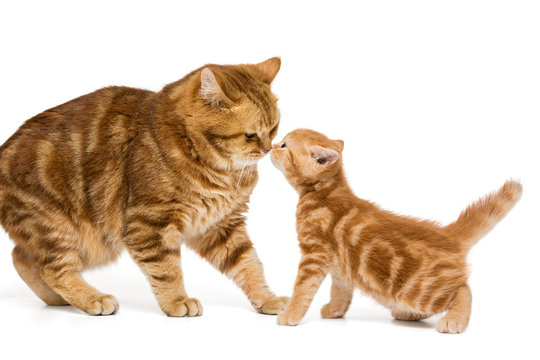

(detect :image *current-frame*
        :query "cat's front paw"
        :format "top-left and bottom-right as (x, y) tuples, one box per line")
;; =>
(256, 295), (290, 315)
(163, 297), (203, 317)
(277, 310), (302, 326)
(81, 294), (119, 315)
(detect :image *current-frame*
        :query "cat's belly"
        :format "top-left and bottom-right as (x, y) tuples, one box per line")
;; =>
(79, 220), (124, 268)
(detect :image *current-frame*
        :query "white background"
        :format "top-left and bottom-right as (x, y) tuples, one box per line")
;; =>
(0, 1), (539, 359)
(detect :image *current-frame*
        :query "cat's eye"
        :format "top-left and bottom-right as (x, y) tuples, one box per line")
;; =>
(280, 143), (287, 148)
(245, 133), (258, 140)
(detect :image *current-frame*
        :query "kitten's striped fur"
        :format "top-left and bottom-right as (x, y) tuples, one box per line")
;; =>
(271, 129), (521, 333)
(0, 58), (288, 316)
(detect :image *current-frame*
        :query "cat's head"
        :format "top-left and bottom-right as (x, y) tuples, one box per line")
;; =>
(180, 58), (281, 170)
(271, 129), (344, 191)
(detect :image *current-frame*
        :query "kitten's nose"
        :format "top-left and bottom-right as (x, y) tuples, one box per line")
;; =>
(264, 147), (272, 153)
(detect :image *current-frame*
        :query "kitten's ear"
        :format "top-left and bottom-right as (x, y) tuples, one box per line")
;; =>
(335, 139), (344, 152)
(253, 57), (281, 84)
(310, 146), (340, 166)
(200, 68), (229, 106)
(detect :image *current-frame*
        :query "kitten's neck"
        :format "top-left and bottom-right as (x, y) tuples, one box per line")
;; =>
(297, 169), (351, 199)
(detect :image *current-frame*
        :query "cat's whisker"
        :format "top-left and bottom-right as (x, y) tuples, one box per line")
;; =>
(235, 158), (250, 193)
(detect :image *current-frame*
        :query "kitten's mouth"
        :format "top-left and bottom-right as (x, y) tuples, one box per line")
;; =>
(270, 153), (284, 173)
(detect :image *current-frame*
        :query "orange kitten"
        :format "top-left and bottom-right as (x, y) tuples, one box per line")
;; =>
(270, 129), (522, 333)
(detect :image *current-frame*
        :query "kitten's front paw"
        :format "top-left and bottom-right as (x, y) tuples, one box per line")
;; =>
(277, 311), (302, 326)
(320, 302), (346, 319)
(163, 297), (203, 317)
(256, 295), (290, 315)
(437, 317), (467, 334)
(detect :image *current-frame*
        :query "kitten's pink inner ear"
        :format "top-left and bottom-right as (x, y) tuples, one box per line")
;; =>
(200, 68), (228, 105)
(310, 146), (340, 166)
(253, 57), (281, 84)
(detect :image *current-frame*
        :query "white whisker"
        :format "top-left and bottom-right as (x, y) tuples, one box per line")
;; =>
(236, 157), (250, 193)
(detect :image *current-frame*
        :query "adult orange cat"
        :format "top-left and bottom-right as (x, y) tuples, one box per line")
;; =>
(0, 58), (289, 317)
(270, 129), (521, 333)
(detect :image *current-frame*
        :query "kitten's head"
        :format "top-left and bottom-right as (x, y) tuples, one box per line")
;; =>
(181, 58), (281, 170)
(271, 129), (344, 191)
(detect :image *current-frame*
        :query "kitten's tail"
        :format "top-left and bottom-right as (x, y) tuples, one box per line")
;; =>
(444, 180), (522, 252)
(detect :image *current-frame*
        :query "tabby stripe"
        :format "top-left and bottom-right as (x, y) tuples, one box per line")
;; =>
(126, 214), (171, 229)
(128, 238), (163, 253)
(418, 280), (447, 312)
(138, 248), (180, 264)
(299, 241), (328, 254)
(219, 242), (253, 272)
(299, 257), (327, 269)
(150, 274), (175, 282)
(203, 130), (245, 142)
(196, 229), (233, 259)
(430, 291), (454, 314)
(297, 268), (324, 285)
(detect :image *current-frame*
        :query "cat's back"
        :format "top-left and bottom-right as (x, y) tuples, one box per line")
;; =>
(0, 86), (153, 226)
(0, 86), (152, 155)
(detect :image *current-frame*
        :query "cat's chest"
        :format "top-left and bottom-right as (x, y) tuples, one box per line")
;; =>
(178, 190), (248, 241)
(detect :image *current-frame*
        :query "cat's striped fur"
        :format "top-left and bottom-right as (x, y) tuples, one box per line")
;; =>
(271, 129), (521, 333)
(0, 57), (288, 316)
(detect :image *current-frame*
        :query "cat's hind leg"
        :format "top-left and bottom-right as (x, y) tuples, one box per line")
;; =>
(321, 276), (353, 319)
(436, 284), (472, 334)
(12, 246), (68, 306)
(32, 225), (119, 315)
(40, 261), (119, 315)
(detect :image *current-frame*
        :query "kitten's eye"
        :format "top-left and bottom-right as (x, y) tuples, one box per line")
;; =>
(280, 143), (287, 148)
(245, 133), (258, 140)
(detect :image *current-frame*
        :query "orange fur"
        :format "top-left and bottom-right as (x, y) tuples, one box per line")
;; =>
(271, 129), (522, 333)
(0, 58), (288, 316)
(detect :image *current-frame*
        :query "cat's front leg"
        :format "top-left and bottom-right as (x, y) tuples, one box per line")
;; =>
(277, 251), (329, 326)
(124, 222), (202, 317)
(189, 220), (288, 315)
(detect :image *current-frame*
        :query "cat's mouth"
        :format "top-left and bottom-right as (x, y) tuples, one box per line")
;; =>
(232, 152), (266, 168)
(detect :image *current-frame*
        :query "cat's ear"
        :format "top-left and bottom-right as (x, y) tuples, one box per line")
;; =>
(253, 57), (281, 84)
(200, 68), (229, 106)
(310, 145), (340, 166)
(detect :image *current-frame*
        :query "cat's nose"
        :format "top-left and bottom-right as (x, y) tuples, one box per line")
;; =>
(264, 147), (272, 153)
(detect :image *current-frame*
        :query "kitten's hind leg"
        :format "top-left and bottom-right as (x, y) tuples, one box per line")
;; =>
(321, 276), (353, 319)
(391, 308), (429, 321)
(436, 284), (472, 334)
(12, 247), (68, 306)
